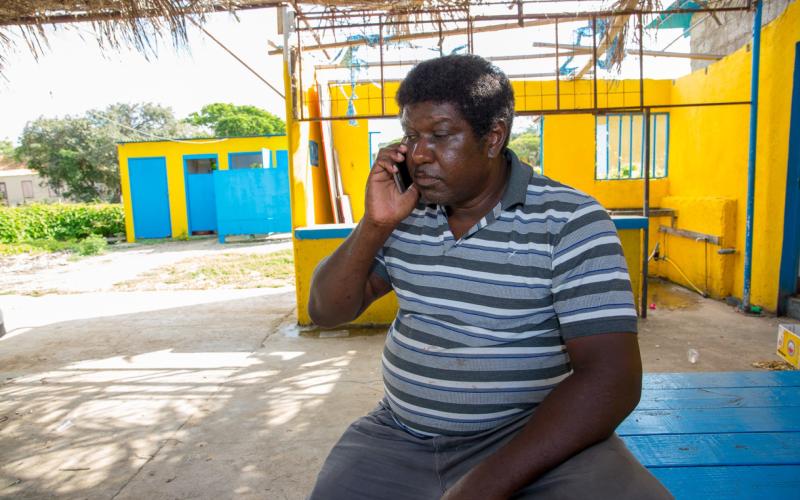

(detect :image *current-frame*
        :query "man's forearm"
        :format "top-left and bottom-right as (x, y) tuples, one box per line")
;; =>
(308, 219), (394, 327)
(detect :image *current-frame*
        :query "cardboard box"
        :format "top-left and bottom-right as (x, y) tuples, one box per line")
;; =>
(777, 324), (800, 369)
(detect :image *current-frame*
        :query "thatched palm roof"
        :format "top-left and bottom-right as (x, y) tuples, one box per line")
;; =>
(4, 0), (738, 77)
(0, 2), (270, 72)
(0, 1), (460, 72)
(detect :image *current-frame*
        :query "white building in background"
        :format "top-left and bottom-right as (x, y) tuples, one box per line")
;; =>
(0, 156), (63, 206)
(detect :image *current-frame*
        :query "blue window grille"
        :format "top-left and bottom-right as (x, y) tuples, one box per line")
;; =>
(595, 113), (669, 180)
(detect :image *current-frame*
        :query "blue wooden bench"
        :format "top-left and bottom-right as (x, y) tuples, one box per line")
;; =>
(620, 371), (800, 499)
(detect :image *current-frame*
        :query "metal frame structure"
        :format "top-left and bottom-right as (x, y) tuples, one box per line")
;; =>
(281, 0), (760, 316)
(282, 1), (752, 123)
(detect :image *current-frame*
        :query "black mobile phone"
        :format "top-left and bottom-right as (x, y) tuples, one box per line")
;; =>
(392, 159), (413, 193)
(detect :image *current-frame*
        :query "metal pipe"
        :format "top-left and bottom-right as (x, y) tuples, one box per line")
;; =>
(642, 107), (651, 318)
(555, 18), (561, 110)
(379, 16), (385, 116)
(533, 42), (724, 61)
(592, 16), (598, 110)
(296, 99), (752, 122)
(639, 15), (649, 318)
(742, 0), (763, 311)
(314, 52), (579, 70)
(296, 24), (304, 121)
(638, 12), (644, 110)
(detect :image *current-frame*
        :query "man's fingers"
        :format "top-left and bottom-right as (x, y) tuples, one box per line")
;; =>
(373, 143), (407, 173)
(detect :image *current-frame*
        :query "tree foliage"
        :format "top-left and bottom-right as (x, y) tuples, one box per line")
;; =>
(14, 103), (197, 203)
(0, 140), (13, 158)
(508, 121), (541, 169)
(186, 103), (286, 137)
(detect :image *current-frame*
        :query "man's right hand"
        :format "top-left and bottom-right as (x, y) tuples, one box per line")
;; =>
(309, 144), (416, 328)
(365, 142), (420, 228)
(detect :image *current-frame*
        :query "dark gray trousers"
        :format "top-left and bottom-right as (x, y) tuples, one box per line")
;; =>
(309, 401), (673, 500)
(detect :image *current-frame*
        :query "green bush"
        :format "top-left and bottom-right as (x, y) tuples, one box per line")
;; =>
(0, 204), (124, 243)
(77, 234), (108, 256)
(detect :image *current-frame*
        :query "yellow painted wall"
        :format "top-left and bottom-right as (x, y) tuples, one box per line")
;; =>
(542, 114), (670, 209)
(118, 135), (288, 242)
(293, 237), (399, 326)
(666, 0), (800, 310)
(649, 196), (738, 298)
(329, 84), (383, 221)
(619, 228), (643, 313)
(540, 80), (672, 209)
(329, 79), (673, 217)
(307, 84), (335, 225)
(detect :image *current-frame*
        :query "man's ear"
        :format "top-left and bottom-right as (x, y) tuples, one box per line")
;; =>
(485, 119), (508, 159)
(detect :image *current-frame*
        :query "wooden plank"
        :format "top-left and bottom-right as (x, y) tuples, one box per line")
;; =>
(651, 465), (800, 499)
(618, 407), (800, 436)
(622, 433), (800, 467)
(534, 42), (725, 61)
(643, 371), (800, 390)
(637, 386), (800, 410)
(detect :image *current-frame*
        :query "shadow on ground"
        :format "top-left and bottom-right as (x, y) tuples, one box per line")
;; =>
(0, 289), (385, 499)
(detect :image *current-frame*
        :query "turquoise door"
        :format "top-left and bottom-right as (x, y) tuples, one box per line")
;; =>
(184, 155), (218, 234)
(128, 157), (171, 239)
(268, 150), (291, 232)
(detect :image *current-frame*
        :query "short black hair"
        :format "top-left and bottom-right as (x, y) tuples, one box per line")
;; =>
(396, 54), (515, 148)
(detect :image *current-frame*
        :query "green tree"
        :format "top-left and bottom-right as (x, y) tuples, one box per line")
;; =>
(15, 117), (117, 202)
(0, 140), (13, 158)
(90, 103), (204, 141)
(15, 103), (192, 202)
(186, 103), (285, 137)
(508, 130), (541, 167)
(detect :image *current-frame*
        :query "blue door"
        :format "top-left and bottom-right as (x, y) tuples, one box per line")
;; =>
(128, 157), (171, 239)
(184, 155), (218, 234)
(267, 150), (291, 232)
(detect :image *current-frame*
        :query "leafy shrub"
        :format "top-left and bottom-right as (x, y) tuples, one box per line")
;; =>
(0, 204), (124, 243)
(77, 234), (107, 256)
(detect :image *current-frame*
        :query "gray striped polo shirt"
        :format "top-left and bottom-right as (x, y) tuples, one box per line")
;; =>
(371, 150), (638, 436)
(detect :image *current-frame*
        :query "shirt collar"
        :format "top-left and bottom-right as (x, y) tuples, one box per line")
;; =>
(499, 149), (533, 210)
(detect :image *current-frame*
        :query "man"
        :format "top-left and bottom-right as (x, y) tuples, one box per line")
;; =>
(308, 55), (671, 499)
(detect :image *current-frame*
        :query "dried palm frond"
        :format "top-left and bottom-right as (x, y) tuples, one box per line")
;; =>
(0, 1), (474, 74)
(0, 1), (277, 73)
(597, 0), (662, 74)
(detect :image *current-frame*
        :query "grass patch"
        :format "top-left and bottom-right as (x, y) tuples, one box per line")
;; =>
(118, 249), (295, 290)
(1, 239), (81, 255)
(0, 236), (107, 256)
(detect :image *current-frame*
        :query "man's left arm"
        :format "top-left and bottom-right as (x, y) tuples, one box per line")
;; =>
(442, 331), (642, 500)
(444, 200), (641, 499)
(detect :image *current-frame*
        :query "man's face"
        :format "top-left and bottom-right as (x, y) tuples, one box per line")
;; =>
(400, 101), (494, 207)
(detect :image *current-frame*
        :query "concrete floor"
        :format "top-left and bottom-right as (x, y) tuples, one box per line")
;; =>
(0, 277), (790, 499)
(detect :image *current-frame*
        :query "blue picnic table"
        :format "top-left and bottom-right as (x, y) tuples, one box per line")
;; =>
(620, 371), (800, 499)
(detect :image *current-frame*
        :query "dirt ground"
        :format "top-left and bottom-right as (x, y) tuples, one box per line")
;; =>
(0, 239), (793, 499)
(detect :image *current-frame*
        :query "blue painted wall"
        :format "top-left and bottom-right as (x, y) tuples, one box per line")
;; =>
(128, 157), (171, 238)
(779, 42), (800, 314)
(213, 151), (291, 242)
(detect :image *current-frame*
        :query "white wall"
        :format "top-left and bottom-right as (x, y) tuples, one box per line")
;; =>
(0, 170), (62, 206)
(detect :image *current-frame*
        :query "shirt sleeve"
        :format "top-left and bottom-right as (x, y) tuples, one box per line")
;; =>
(550, 199), (638, 340)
